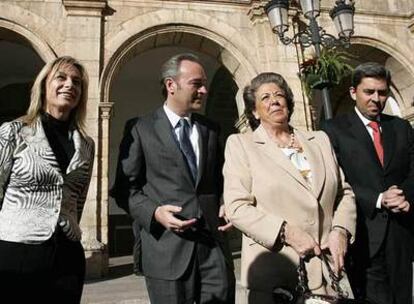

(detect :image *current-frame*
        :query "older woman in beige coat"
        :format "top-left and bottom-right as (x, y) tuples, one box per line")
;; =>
(223, 72), (356, 303)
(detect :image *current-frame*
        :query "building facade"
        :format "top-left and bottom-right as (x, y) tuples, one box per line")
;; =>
(1, 0), (414, 277)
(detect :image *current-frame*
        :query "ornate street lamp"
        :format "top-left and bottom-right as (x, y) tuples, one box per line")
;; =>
(265, 0), (355, 119)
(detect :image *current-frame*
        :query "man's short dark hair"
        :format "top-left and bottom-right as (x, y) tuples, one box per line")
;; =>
(160, 53), (203, 98)
(352, 62), (391, 88)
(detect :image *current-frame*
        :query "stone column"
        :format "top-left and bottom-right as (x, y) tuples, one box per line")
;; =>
(80, 101), (113, 279)
(97, 101), (114, 259)
(62, 0), (109, 278)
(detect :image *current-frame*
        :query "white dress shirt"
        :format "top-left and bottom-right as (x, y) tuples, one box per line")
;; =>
(163, 104), (200, 168)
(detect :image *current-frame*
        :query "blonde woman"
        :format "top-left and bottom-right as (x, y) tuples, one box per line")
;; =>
(0, 56), (94, 303)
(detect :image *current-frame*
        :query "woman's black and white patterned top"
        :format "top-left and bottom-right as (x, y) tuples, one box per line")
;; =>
(0, 118), (94, 244)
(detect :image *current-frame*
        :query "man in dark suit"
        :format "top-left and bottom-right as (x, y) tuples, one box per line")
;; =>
(322, 62), (414, 304)
(112, 53), (235, 303)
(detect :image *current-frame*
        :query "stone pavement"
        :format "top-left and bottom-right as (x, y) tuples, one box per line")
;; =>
(82, 256), (414, 303)
(82, 254), (242, 304)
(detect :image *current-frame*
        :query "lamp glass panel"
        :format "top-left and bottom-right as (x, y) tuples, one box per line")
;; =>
(333, 11), (354, 38)
(268, 6), (289, 34)
(300, 0), (320, 18)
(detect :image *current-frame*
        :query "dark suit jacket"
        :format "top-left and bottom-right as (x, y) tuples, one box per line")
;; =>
(112, 107), (231, 280)
(110, 117), (139, 213)
(322, 111), (414, 258)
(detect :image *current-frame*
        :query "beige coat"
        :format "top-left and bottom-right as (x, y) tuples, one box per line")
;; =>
(223, 125), (356, 293)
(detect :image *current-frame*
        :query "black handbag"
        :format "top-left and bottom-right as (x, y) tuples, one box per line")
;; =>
(272, 254), (365, 304)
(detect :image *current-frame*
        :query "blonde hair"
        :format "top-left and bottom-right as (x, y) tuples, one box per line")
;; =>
(23, 56), (89, 135)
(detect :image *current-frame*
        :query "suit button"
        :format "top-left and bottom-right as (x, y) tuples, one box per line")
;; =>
(382, 213), (388, 219)
(308, 218), (315, 225)
(54, 209), (59, 213)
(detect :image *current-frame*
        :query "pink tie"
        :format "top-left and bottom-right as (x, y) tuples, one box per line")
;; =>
(368, 121), (384, 166)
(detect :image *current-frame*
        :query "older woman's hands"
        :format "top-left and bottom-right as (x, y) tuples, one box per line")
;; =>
(284, 224), (321, 258)
(321, 228), (348, 275)
(218, 205), (233, 232)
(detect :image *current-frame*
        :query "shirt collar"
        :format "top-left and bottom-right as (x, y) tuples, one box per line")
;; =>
(163, 104), (192, 128)
(354, 106), (380, 127)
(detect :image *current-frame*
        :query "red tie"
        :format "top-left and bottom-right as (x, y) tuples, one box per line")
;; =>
(368, 121), (384, 166)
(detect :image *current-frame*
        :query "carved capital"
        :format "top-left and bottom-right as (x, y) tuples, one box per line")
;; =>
(99, 102), (114, 120)
(63, 0), (107, 17)
(409, 13), (414, 33)
(248, 1), (300, 25)
(248, 1), (268, 24)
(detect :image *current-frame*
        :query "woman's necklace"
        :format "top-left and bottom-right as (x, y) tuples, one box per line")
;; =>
(274, 131), (295, 149)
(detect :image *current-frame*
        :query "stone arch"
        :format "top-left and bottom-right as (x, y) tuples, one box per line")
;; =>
(324, 41), (414, 119)
(102, 9), (258, 109)
(324, 22), (414, 112)
(349, 38), (414, 113)
(352, 23), (414, 74)
(321, 21), (414, 73)
(0, 19), (56, 124)
(308, 21), (414, 122)
(103, 25), (254, 108)
(0, 4), (58, 61)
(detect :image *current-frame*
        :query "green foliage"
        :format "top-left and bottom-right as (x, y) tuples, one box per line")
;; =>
(299, 48), (354, 99)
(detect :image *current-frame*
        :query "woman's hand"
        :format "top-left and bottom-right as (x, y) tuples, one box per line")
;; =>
(284, 224), (321, 259)
(321, 229), (348, 275)
(58, 214), (82, 241)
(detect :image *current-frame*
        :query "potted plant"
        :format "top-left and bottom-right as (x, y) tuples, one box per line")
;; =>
(299, 48), (353, 98)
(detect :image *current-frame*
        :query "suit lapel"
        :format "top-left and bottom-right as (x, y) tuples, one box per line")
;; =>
(253, 125), (311, 192)
(154, 107), (182, 155)
(380, 115), (395, 170)
(194, 118), (207, 187)
(153, 107), (194, 185)
(295, 130), (325, 198)
(348, 112), (383, 168)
